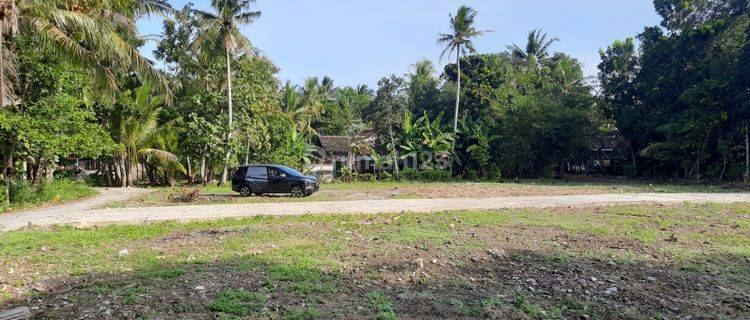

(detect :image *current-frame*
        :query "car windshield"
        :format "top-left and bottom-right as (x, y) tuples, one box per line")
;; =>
(277, 166), (305, 177)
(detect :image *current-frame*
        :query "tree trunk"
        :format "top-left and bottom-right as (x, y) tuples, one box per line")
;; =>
(4, 135), (15, 206)
(0, 26), (5, 109)
(186, 155), (192, 183)
(118, 156), (127, 187)
(200, 155), (207, 186)
(245, 137), (251, 165)
(31, 156), (43, 189)
(630, 146), (637, 177)
(389, 126), (399, 180)
(719, 155), (727, 182)
(4, 151), (12, 207)
(103, 160), (112, 186)
(745, 121), (749, 184)
(44, 161), (54, 182)
(220, 47), (234, 186)
(453, 45), (461, 133)
(20, 161), (26, 180)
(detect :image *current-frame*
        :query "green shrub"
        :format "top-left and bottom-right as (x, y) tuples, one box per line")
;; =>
(488, 164), (503, 181)
(419, 169), (452, 181)
(0, 183), (6, 206)
(401, 168), (420, 181)
(543, 165), (556, 179)
(400, 168), (452, 181)
(9, 181), (37, 204)
(1, 179), (95, 212)
(358, 173), (377, 182)
(338, 167), (358, 183)
(378, 171), (394, 181)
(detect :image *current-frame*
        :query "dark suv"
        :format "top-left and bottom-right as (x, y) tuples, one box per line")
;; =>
(231, 164), (319, 197)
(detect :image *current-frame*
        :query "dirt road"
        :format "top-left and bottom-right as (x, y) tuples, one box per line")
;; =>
(2, 191), (749, 231)
(0, 187), (151, 231)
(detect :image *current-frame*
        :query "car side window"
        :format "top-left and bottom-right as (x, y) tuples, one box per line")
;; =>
(268, 167), (281, 177)
(233, 167), (247, 180)
(246, 166), (268, 179)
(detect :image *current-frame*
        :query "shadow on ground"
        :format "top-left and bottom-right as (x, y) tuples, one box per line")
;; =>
(3, 249), (748, 319)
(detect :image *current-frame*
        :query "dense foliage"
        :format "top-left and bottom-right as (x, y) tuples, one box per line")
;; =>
(599, 0), (750, 181)
(1, 0), (748, 209)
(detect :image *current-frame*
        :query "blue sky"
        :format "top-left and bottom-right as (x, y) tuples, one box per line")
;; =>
(137, 0), (662, 88)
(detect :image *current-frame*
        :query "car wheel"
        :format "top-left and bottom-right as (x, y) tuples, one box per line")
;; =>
(290, 186), (304, 198)
(239, 185), (252, 197)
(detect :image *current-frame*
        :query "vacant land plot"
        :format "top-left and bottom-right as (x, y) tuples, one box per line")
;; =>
(1, 203), (748, 319)
(101, 180), (735, 208)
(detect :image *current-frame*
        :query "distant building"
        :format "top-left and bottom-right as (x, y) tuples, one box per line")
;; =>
(581, 130), (634, 175)
(312, 135), (375, 180)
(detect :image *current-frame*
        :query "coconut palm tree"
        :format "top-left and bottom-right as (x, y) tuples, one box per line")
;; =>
(119, 84), (166, 186)
(0, 0), (18, 108)
(507, 29), (559, 66)
(0, 0), (171, 106)
(281, 79), (323, 137)
(192, 0), (261, 186)
(437, 5), (489, 133)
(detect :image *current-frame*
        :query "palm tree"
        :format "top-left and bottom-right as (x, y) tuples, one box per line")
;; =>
(0, 0), (18, 108)
(281, 79), (324, 137)
(122, 85), (160, 186)
(0, 0), (171, 105)
(507, 29), (559, 66)
(192, 0), (261, 186)
(437, 5), (489, 133)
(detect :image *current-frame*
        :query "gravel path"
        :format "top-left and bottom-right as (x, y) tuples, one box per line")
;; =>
(0, 187), (151, 231)
(2, 192), (750, 232)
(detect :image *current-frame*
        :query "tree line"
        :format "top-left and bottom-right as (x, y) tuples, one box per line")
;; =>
(1, 0), (749, 207)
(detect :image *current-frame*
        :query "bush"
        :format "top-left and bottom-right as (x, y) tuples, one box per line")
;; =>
(488, 164), (503, 182)
(358, 173), (377, 182)
(0, 183), (6, 206)
(1, 179), (96, 212)
(378, 171), (394, 181)
(420, 169), (452, 181)
(338, 167), (358, 183)
(9, 181), (37, 204)
(401, 168), (420, 181)
(399, 168), (452, 182)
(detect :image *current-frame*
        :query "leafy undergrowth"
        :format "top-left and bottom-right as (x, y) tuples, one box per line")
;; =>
(0, 203), (748, 319)
(0, 179), (96, 213)
(100, 180), (737, 209)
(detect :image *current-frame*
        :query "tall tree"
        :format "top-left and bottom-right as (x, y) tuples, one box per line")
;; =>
(437, 5), (488, 132)
(0, 0), (171, 103)
(0, 0), (18, 108)
(407, 59), (444, 120)
(193, 0), (261, 186)
(507, 29), (559, 66)
(365, 75), (407, 178)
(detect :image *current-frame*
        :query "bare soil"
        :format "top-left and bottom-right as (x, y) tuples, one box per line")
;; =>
(4, 207), (748, 319)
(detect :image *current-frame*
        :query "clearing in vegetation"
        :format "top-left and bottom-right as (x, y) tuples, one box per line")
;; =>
(100, 180), (739, 208)
(0, 202), (747, 319)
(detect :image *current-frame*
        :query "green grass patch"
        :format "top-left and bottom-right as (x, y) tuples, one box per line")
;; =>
(209, 289), (267, 316)
(1, 179), (96, 213)
(140, 268), (186, 280)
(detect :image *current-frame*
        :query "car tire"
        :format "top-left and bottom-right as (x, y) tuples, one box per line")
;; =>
(239, 185), (252, 197)
(290, 186), (304, 198)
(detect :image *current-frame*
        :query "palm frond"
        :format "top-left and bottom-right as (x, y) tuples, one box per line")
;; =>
(30, 17), (117, 89)
(235, 11), (260, 24)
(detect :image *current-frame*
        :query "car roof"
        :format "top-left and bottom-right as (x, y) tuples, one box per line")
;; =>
(240, 164), (281, 168)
